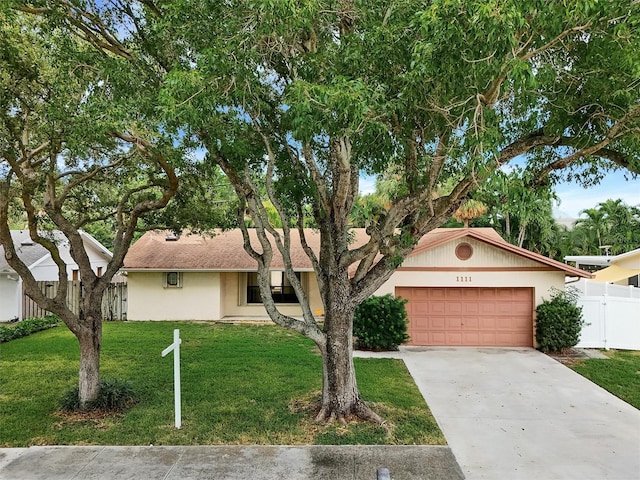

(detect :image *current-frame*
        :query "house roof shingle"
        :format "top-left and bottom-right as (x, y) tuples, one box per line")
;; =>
(123, 228), (590, 278)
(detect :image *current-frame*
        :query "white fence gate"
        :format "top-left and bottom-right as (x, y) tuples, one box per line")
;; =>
(572, 279), (640, 350)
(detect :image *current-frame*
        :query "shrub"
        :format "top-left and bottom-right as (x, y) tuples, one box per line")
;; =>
(60, 378), (138, 412)
(535, 288), (584, 353)
(0, 315), (60, 343)
(353, 294), (410, 351)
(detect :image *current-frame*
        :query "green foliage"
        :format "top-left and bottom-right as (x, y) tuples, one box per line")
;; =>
(0, 315), (59, 343)
(572, 199), (640, 255)
(60, 378), (138, 412)
(354, 295), (410, 351)
(535, 288), (584, 353)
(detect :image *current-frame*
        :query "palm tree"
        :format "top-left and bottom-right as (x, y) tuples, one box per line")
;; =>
(454, 200), (488, 228)
(598, 199), (635, 253)
(575, 207), (608, 254)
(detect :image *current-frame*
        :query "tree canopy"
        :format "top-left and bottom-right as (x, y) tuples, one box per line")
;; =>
(11, 0), (640, 422)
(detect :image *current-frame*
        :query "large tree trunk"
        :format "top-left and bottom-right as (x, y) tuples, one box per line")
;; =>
(315, 289), (384, 425)
(76, 305), (103, 409)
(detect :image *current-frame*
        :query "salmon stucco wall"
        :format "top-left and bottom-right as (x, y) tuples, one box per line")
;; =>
(127, 271), (222, 320)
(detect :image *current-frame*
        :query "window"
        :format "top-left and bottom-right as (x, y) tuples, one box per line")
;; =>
(72, 270), (79, 281)
(164, 272), (182, 288)
(97, 267), (103, 277)
(246, 271), (301, 304)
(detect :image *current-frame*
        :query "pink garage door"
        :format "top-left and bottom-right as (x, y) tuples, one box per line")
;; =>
(397, 287), (534, 347)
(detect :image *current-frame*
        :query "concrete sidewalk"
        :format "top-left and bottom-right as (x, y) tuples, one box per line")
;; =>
(0, 445), (464, 480)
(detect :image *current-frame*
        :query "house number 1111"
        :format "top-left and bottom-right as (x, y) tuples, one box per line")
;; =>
(456, 276), (472, 283)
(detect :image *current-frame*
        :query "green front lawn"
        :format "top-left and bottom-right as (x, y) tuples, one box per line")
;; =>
(571, 350), (640, 410)
(0, 322), (444, 447)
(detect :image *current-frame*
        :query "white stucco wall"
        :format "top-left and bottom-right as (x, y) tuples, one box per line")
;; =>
(127, 271), (222, 320)
(0, 275), (20, 321)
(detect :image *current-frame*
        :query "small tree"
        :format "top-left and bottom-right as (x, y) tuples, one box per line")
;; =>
(0, 12), (178, 408)
(535, 288), (585, 353)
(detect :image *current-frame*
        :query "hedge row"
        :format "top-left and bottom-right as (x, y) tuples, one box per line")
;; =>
(0, 315), (60, 343)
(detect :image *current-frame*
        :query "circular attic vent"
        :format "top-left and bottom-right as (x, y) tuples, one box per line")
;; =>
(455, 242), (473, 261)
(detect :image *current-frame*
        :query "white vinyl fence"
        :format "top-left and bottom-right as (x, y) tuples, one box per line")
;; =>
(572, 279), (640, 350)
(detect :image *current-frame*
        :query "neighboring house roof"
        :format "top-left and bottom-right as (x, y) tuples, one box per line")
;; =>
(124, 228), (590, 278)
(0, 230), (112, 274)
(565, 248), (640, 267)
(0, 231), (52, 273)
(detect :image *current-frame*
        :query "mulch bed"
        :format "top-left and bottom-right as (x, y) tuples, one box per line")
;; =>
(546, 348), (590, 367)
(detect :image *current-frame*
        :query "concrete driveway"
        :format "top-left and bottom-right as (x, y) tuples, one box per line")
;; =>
(401, 347), (640, 480)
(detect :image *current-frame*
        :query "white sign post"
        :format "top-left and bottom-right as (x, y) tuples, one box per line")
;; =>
(161, 329), (182, 429)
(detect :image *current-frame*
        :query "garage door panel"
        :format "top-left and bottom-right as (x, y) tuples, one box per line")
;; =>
(429, 302), (446, 315)
(461, 289), (480, 300)
(429, 288), (447, 300)
(512, 302), (532, 315)
(495, 303), (516, 315)
(427, 317), (446, 329)
(463, 317), (479, 328)
(411, 302), (431, 315)
(478, 332), (498, 345)
(445, 332), (463, 345)
(446, 303), (463, 315)
(460, 333), (478, 345)
(513, 332), (533, 344)
(443, 317), (462, 329)
(410, 332), (432, 344)
(478, 317), (496, 329)
(401, 287), (533, 347)
(463, 303), (480, 315)
(495, 317), (516, 329)
(412, 316), (431, 329)
(512, 289), (532, 300)
(445, 289), (464, 300)
(478, 303), (496, 315)
(479, 288), (497, 298)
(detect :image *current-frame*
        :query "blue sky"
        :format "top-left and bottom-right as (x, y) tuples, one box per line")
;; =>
(553, 171), (640, 218)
